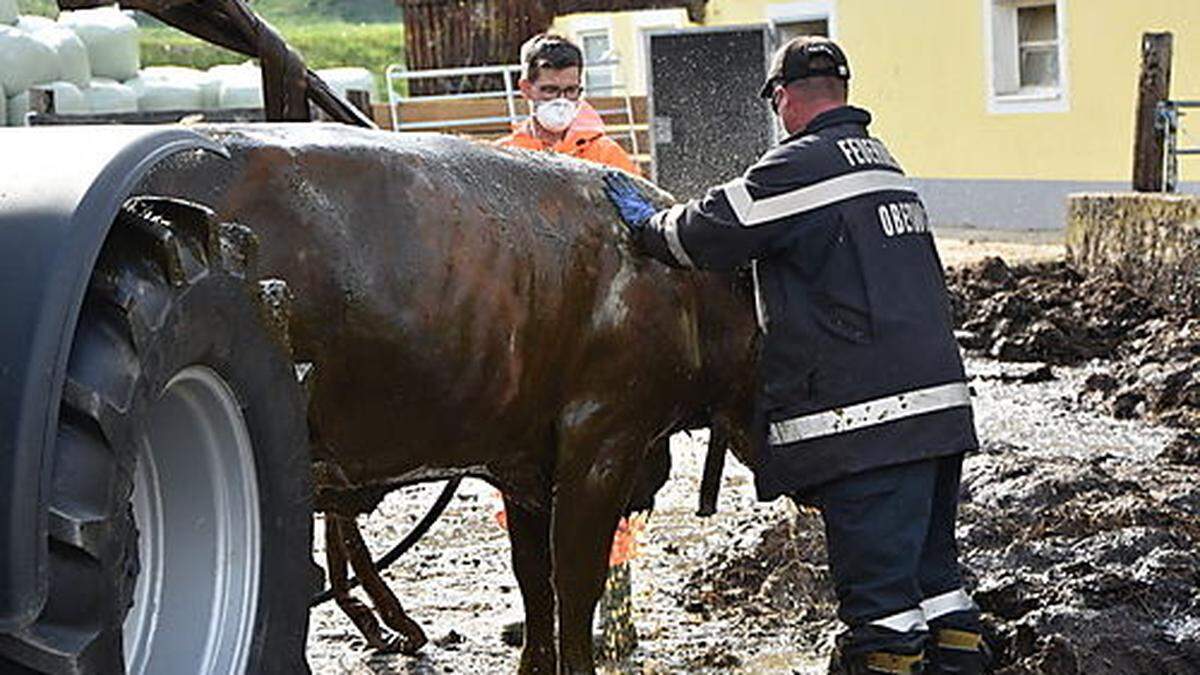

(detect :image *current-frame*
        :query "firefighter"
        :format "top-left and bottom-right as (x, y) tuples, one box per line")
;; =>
(603, 36), (990, 675)
(497, 33), (641, 176)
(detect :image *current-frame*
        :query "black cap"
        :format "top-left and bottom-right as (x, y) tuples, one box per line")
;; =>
(759, 36), (851, 98)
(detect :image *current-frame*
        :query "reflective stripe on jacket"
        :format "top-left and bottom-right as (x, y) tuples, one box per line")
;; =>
(638, 105), (977, 498)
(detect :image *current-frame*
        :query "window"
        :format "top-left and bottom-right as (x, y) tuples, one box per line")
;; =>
(768, 1), (838, 45)
(579, 29), (616, 95)
(985, 0), (1069, 113)
(1016, 5), (1058, 90)
(775, 19), (829, 45)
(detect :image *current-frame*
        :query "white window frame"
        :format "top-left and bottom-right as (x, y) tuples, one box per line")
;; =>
(568, 16), (619, 95)
(767, 1), (839, 41)
(633, 9), (688, 92)
(983, 0), (1070, 114)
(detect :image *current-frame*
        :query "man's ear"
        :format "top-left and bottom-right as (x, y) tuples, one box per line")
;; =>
(518, 78), (535, 100)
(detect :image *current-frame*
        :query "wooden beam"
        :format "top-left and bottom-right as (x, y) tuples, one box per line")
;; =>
(1133, 31), (1173, 192)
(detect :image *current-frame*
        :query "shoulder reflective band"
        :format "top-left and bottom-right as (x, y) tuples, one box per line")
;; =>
(869, 607), (928, 633)
(653, 204), (695, 268)
(722, 168), (915, 227)
(768, 381), (971, 446)
(920, 588), (976, 621)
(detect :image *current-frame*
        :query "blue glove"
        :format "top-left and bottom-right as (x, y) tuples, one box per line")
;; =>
(603, 171), (658, 232)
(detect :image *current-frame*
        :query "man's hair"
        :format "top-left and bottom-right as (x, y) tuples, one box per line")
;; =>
(786, 50), (848, 102)
(520, 33), (583, 81)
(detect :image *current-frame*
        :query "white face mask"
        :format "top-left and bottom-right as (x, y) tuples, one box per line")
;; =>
(533, 98), (579, 133)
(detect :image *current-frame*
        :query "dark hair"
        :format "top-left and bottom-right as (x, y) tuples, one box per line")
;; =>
(520, 33), (583, 81)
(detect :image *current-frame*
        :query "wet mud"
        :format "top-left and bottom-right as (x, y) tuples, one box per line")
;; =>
(949, 257), (1200, 437)
(308, 353), (1200, 673)
(306, 254), (1199, 672)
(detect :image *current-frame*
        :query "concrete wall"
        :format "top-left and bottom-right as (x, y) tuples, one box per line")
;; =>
(1067, 193), (1200, 312)
(921, 179), (1200, 230)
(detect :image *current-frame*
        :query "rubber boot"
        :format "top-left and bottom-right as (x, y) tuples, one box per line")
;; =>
(829, 628), (927, 674)
(926, 612), (992, 674)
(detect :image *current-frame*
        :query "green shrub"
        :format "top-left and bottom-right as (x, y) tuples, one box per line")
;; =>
(139, 22), (404, 97)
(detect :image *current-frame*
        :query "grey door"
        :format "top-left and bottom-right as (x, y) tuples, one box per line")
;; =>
(646, 26), (772, 200)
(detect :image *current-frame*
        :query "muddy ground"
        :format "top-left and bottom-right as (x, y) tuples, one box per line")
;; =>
(306, 248), (1200, 674)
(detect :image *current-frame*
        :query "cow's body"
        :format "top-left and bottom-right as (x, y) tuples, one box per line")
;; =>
(138, 125), (757, 673)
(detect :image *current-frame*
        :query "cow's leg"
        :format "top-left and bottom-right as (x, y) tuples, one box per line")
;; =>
(340, 514), (429, 654)
(552, 441), (642, 674)
(503, 494), (557, 674)
(325, 515), (401, 652)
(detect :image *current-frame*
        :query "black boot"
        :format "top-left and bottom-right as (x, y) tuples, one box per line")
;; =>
(829, 627), (927, 674)
(926, 612), (992, 674)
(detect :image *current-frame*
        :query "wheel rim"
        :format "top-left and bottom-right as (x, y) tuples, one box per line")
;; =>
(123, 366), (262, 675)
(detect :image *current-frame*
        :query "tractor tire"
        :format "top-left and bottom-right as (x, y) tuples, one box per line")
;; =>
(0, 197), (315, 674)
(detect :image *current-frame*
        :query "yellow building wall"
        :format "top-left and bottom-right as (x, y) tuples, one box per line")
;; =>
(555, 1), (1200, 184)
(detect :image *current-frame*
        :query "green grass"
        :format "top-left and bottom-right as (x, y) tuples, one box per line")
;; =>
(16, 0), (399, 23)
(139, 22), (403, 96)
(13, 1), (405, 97)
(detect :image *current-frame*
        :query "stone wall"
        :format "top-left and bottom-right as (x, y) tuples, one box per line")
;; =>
(1067, 193), (1200, 313)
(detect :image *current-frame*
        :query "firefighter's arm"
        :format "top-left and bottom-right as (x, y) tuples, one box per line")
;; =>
(604, 149), (794, 271)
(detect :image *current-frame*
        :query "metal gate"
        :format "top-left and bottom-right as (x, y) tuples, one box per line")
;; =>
(644, 25), (773, 200)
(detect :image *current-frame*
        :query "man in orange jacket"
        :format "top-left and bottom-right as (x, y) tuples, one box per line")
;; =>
(495, 33), (645, 658)
(496, 33), (640, 176)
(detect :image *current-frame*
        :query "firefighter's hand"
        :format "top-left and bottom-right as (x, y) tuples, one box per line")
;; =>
(603, 171), (657, 232)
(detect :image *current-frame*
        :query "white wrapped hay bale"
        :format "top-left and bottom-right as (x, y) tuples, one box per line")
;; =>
(6, 90), (27, 125)
(315, 67), (376, 103)
(210, 62), (263, 109)
(34, 80), (88, 115)
(15, 15), (55, 32)
(135, 66), (219, 109)
(0, 92), (7, 126)
(82, 77), (136, 114)
(0, 0), (17, 25)
(124, 73), (202, 112)
(0, 25), (58, 96)
(59, 6), (139, 82)
(29, 25), (91, 89)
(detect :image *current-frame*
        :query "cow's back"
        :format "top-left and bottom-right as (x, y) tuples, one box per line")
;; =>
(138, 125), (706, 487)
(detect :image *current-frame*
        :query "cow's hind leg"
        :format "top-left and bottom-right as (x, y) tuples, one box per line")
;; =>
(325, 514), (402, 652)
(340, 514), (429, 654)
(552, 438), (644, 673)
(503, 493), (557, 674)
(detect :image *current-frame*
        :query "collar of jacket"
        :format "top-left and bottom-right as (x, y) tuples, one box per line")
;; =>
(512, 100), (607, 149)
(781, 105), (872, 144)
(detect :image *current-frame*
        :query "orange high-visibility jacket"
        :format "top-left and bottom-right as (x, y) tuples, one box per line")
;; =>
(496, 100), (641, 176)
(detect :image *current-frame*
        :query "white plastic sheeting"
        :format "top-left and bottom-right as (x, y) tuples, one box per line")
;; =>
(6, 90), (27, 125)
(315, 67), (376, 103)
(59, 6), (139, 81)
(14, 15), (54, 32)
(34, 80), (88, 114)
(124, 73), (203, 112)
(132, 66), (219, 109)
(0, 0), (17, 25)
(210, 62), (263, 109)
(82, 77), (137, 114)
(29, 25), (92, 89)
(0, 25), (57, 96)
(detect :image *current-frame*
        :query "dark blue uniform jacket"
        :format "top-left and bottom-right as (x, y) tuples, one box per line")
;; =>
(639, 106), (978, 499)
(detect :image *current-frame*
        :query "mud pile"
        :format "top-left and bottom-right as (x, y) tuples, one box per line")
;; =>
(946, 257), (1160, 365)
(681, 441), (1200, 673)
(948, 257), (1200, 435)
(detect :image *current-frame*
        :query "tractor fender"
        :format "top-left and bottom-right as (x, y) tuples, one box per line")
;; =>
(0, 126), (227, 632)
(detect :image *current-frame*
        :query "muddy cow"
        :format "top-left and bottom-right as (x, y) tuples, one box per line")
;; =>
(137, 125), (758, 673)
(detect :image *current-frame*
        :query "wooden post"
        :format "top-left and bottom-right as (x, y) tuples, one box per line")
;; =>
(346, 90), (372, 118)
(1133, 32), (1173, 192)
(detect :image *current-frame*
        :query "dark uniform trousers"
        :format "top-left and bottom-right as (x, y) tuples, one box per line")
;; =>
(635, 105), (981, 655)
(801, 453), (976, 653)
